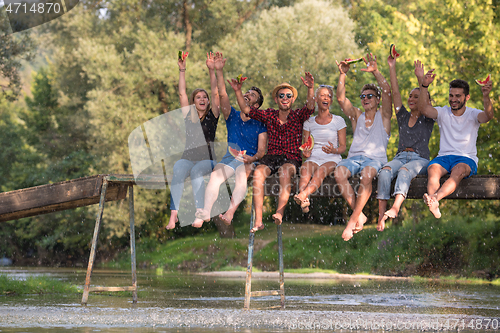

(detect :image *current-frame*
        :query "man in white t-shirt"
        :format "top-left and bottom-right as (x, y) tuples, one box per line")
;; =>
(415, 60), (494, 218)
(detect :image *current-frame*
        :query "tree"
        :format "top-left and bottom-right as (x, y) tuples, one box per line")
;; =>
(0, 10), (36, 100)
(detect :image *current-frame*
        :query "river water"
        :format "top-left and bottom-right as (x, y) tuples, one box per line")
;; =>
(1, 267), (499, 332)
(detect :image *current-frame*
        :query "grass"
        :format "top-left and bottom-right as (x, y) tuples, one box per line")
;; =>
(0, 275), (80, 296)
(109, 215), (500, 281)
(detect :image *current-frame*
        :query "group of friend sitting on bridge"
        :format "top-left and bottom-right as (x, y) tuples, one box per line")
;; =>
(166, 51), (494, 241)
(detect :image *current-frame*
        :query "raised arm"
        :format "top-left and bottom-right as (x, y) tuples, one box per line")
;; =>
(387, 55), (402, 114)
(178, 51), (189, 108)
(228, 78), (250, 115)
(362, 53), (392, 134)
(300, 72), (315, 110)
(414, 60), (438, 119)
(214, 52), (231, 120)
(477, 81), (494, 123)
(335, 60), (360, 123)
(206, 52), (220, 118)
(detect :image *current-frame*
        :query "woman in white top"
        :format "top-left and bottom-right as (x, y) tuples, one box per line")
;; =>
(294, 85), (347, 212)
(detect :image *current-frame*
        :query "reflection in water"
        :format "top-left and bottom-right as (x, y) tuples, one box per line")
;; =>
(0, 267), (499, 332)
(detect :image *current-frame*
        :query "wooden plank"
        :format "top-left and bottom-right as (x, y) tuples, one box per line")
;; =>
(89, 286), (137, 292)
(261, 174), (500, 200)
(0, 175), (128, 222)
(250, 290), (283, 297)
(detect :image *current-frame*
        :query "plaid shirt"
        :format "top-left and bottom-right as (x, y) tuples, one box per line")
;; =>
(249, 105), (314, 162)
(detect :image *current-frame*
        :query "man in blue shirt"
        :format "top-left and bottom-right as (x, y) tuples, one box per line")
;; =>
(193, 52), (267, 228)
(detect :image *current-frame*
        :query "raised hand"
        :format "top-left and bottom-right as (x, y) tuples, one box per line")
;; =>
(387, 54), (396, 68)
(361, 53), (378, 73)
(178, 51), (188, 70)
(214, 52), (226, 70)
(481, 81), (493, 97)
(414, 60), (436, 87)
(227, 77), (244, 92)
(206, 52), (216, 70)
(301, 72), (314, 88)
(336, 60), (350, 75)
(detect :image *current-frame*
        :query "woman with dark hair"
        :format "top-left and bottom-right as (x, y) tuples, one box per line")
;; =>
(166, 52), (220, 230)
(376, 55), (434, 231)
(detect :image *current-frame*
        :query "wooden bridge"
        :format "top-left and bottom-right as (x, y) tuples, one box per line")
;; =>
(0, 173), (499, 307)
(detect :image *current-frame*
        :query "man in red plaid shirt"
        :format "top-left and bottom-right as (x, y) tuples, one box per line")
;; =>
(229, 73), (315, 232)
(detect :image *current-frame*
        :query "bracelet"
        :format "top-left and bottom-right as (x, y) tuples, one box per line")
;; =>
(421, 84), (429, 88)
(179, 69), (186, 72)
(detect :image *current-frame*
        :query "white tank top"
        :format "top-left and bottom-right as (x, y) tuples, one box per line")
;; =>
(347, 111), (389, 163)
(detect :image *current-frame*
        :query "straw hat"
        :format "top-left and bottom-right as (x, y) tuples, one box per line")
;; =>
(272, 83), (298, 99)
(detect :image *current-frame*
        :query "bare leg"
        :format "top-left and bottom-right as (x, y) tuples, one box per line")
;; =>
(379, 194), (405, 231)
(296, 162), (315, 201)
(342, 166), (377, 241)
(273, 163), (297, 225)
(426, 164), (447, 197)
(434, 163), (470, 201)
(424, 164), (449, 218)
(251, 164), (271, 232)
(377, 199), (388, 231)
(166, 210), (178, 230)
(219, 164), (253, 225)
(294, 162), (317, 213)
(299, 162), (336, 199)
(195, 164), (236, 222)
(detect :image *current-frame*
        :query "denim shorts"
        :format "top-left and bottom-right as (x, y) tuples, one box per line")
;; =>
(219, 152), (245, 171)
(428, 155), (477, 178)
(337, 155), (384, 176)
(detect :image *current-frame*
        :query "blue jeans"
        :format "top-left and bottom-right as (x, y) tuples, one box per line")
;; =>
(170, 159), (216, 210)
(376, 151), (429, 200)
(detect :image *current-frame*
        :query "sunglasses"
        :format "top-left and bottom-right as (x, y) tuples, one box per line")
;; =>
(359, 94), (376, 100)
(278, 93), (293, 99)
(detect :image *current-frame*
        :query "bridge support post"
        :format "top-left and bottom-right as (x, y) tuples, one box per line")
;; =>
(244, 199), (285, 310)
(81, 177), (138, 305)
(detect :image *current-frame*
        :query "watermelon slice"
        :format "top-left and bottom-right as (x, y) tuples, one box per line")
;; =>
(228, 147), (247, 158)
(236, 74), (248, 84)
(178, 50), (188, 61)
(299, 135), (314, 151)
(389, 44), (400, 59)
(475, 74), (491, 86)
(345, 58), (363, 65)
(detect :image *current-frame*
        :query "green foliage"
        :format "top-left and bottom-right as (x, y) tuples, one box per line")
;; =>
(254, 219), (500, 278)
(0, 274), (80, 295)
(217, 0), (362, 109)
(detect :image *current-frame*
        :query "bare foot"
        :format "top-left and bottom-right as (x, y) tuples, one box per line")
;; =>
(192, 218), (204, 228)
(427, 196), (441, 218)
(353, 213), (367, 233)
(272, 213), (283, 225)
(195, 208), (210, 222)
(166, 211), (178, 230)
(294, 195), (310, 213)
(250, 223), (264, 233)
(219, 213), (232, 226)
(342, 221), (357, 241)
(378, 207), (397, 231)
(423, 193), (431, 206)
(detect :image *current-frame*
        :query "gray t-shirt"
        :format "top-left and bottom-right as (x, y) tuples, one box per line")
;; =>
(396, 105), (435, 160)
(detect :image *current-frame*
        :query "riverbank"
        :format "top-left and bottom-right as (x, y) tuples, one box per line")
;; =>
(0, 306), (490, 331)
(109, 218), (500, 281)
